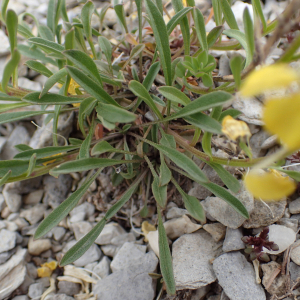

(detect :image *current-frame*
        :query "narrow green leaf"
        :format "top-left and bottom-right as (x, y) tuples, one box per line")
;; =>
(14, 145), (79, 161)
(169, 3), (191, 55)
(145, 139), (208, 183)
(1, 0), (9, 21)
(0, 110), (48, 125)
(207, 26), (224, 48)
(0, 170), (12, 188)
(22, 92), (83, 105)
(17, 24), (35, 39)
(26, 153), (37, 177)
(124, 139), (133, 175)
(193, 8), (208, 51)
(152, 176), (167, 207)
(91, 141), (115, 156)
(252, 0), (267, 31)
(223, 29), (251, 67)
(143, 62), (160, 90)
(158, 210), (176, 295)
(0, 160), (29, 177)
(25, 60), (54, 78)
(28, 37), (65, 55)
(201, 181), (249, 218)
(165, 91), (232, 121)
(66, 66), (119, 106)
(50, 158), (130, 176)
(6, 9), (18, 52)
(220, 0), (239, 30)
(79, 121), (94, 159)
(35, 171), (100, 239)
(14, 144), (33, 152)
(158, 86), (191, 105)
(154, 0), (163, 15)
(47, 0), (56, 33)
(212, 0), (222, 26)
(172, 177), (206, 222)
(2, 49), (20, 92)
(0, 102), (29, 113)
(96, 102), (137, 123)
(202, 106), (222, 156)
(38, 24), (55, 41)
(64, 28), (75, 51)
(114, 4), (128, 33)
(160, 132), (176, 149)
(18, 44), (57, 66)
(185, 112), (223, 134)
(63, 50), (102, 86)
(129, 80), (163, 119)
(230, 55), (244, 89)
(145, 0), (172, 86)
(243, 7), (254, 63)
(40, 68), (67, 98)
(98, 36), (112, 65)
(159, 155), (172, 186)
(78, 97), (97, 136)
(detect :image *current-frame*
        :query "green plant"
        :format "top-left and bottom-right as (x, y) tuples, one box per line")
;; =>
(1, 0), (300, 295)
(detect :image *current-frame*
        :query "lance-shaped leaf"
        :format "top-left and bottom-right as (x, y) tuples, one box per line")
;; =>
(50, 158), (130, 176)
(145, 0), (172, 86)
(81, 1), (94, 40)
(114, 4), (128, 33)
(6, 9), (18, 52)
(230, 55), (244, 89)
(63, 50), (102, 86)
(96, 102), (137, 123)
(129, 80), (163, 119)
(22, 92), (83, 105)
(91, 140), (132, 156)
(1, 49), (20, 92)
(79, 120), (95, 159)
(0, 102), (29, 113)
(0, 160), (29, 177)
(122, 44), (145, 70)
(158, 210), (176, 295)
(0, 170), (11, 188)
(172, 177), (206, 222)
(220, 0), (239, 30)
(159, 155), (172, 186)
(243, 7), (254, 63)
(165, 91), (232, 121)
(193, 7), (208, 51)
(98, 36), (112, 64)
(66, 66), (119, 106)
(35, 170), (100, 239)
(40, 68), (68, 98)
(47, 0), (56, 33)
(158, 86), (191, 105)
(0, 110), (47, 125)
(26, 153), (37, 177)
(28, 37), (65, 55)
(207, 26), (224, 48)
(152, 176), (167, 208)
(252, 0), (267, 31)
(38, 24), (55, 41)
(78, 97), (97, 136)
(25, 60), (54, 78)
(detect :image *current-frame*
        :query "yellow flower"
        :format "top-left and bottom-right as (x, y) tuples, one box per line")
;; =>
(244, 169), (296, 201)
(263, 93), (300, 152)
(240, 64), (299, 97)
(221, 115), (251, 142)
(37, 261), (58, 278)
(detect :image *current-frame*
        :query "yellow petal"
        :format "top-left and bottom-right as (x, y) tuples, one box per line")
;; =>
(240, 64), (299, 97)
(37, 266), (52, 278)
(263, 93), (300, 151)
(141, 221), (156, 242)
(42, 260), (58, 271)
(244, 169), (296, 201)
(221, 115), (251, 141)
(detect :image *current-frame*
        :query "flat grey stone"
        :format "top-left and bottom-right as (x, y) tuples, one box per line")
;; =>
(243, 199), (287, 228)
(28, 282), (44, 299)
(111, 242), (147, 273)
(289, 198), (300, 214)
(0, 229), (17, 253)
(290, 240), (300, 265)
(93, 251), (157, 300)
(202, 186), (253, 229)
(12, 296), (29, 300)
(52, 226), (66, 241)
(43, 175), (72, 209)
(70, 221), (92, 241)
(166, 207), (188, 219)
(20, 204), (46, 225)
(222, 228), (245, 252)
(23, 190), (44, 205)
(0, 126), (30, 160)
(95, 222), (126, 245)
(48, 295), (75, 300)
(0, 248), (16, 264)
(3, 183), (22, 213)
(93, 256), (111, 279)
(173, 230), (221, 290)
(203, 223), (226, 242)
(28, 237), (51, 255)
(63, 241), (102, 267)
(69, 202), (95, 223)
(218, 54), (231, 77)
(277, 218), (298, 232)
(213, 252), (266, 300)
